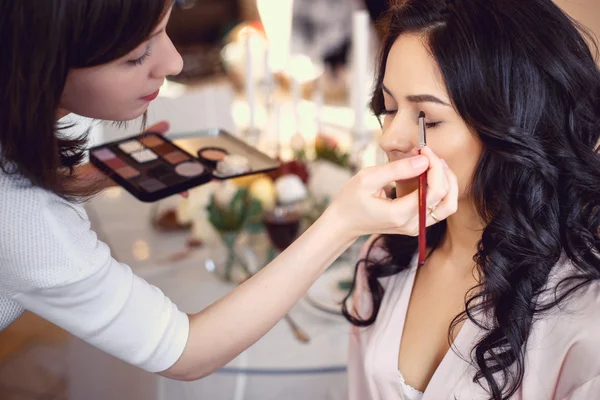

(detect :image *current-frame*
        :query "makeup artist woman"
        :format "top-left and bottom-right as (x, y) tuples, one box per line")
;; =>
(0, 0), (457, 381)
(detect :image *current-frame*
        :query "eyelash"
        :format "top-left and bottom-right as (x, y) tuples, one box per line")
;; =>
(380, 109), (442, 129)
(129, 47), (152, 66)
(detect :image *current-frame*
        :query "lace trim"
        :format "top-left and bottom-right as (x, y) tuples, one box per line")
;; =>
(398, 371), (424, 395)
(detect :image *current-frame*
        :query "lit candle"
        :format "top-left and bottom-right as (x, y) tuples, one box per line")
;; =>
(291, 75), (301, 131)
(263, 45), (274, 108)
(245, 30), (256, 132)
(256, 0), (295, 73)
(264, 45), (272, 89)
(314, 76), (324, 134)
(275, 103), (283, 158)
(352, 10), (369, 139)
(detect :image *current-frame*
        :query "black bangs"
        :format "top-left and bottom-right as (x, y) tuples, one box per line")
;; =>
(67, 0), (172, 68)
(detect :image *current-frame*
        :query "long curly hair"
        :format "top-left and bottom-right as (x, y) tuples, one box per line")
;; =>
(342, 0), (600, 399)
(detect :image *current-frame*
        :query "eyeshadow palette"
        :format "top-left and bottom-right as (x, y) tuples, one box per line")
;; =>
(89, 129), (280, 202)
(170, 128), (281, 180)
(89, 133), (212, 202)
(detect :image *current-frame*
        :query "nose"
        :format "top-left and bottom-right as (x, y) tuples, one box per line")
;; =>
(379, 112), (418, 157)
(151, 36), (184, 79)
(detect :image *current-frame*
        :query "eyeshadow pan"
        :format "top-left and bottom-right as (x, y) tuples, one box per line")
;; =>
(147, 165), (187, 186)
(119, 140), (145, 154)
(93, 149), (116, 161)
(139, 178), (167, 193)
(153, 143), (176, 157)
(148, 164), (174, 180)
(175, 162), (204, 177)
(104, 157), (127, 170)
(139, 135), (164, 148)
(115, 166), (140, 179)
(164, 151), (190, 165)
(131, 149), (158, 164)
(199, 148), (228, 162)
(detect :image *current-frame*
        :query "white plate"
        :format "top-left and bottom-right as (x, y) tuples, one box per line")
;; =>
(305, 263), (356, 316)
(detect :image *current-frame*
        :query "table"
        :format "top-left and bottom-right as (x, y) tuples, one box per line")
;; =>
(67, 186), (353, 400)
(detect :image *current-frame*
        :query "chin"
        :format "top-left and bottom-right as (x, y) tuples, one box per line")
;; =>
(67, 104), (148, 122)
(106, 104), (149, 122)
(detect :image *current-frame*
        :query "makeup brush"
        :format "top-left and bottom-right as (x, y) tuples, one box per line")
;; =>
(418, 111), (427, 267)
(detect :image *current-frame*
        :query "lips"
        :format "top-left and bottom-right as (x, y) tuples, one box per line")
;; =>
(141, 89), (160, 102)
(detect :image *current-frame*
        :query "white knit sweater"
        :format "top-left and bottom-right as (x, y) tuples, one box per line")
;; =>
(0, 170), (189, 373)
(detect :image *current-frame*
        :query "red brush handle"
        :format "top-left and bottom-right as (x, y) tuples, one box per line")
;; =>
(418, 150), (427, 266)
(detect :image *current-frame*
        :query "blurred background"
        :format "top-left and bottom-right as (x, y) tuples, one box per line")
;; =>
(1, 1), (599, 399)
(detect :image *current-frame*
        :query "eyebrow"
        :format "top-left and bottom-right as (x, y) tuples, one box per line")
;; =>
(382, 84), (450, 107)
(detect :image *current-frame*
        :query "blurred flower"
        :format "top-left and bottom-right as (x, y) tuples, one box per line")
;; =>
(214, 180), (238, 209)
(308, 160), (352, 203)
(267, 159), (310, 183)
(314, 134), (350, 169)
(232, 173), (264, 188)
(275, 174), (308, 204)
(249, 176), (277, 210)
(315, 134), (338, 151)
(290, 133), (306, 152)
(207, 187), (263, 234)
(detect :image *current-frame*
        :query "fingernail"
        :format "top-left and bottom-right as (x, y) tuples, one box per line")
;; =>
(411, 155), (428, 169)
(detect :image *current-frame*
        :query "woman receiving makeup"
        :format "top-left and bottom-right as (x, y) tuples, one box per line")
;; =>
(345, 0), (600, 399)
(0, 0), (456, 381)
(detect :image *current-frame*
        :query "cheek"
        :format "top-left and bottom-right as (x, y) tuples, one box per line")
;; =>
(61, 70), (147, 121)
(428, 130), (482, 200)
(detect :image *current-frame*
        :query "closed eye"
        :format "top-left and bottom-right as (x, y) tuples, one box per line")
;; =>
(128, 48), (152, 66)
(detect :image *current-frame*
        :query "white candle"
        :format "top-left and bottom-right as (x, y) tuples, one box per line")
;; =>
(275, 103), (283, 158)
(352, 10), (370, 139)
(256, 0), (294, 73)
(263, 46), (272, 89)
(263, 45), (274, 107)
(313, 77), (324, 134)
(245, 31), (256, 131)
(291, 75), (301, 131)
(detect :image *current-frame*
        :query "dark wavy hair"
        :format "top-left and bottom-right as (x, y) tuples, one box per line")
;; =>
(0, 0), (172, 200)
(342, 0), (600, 399)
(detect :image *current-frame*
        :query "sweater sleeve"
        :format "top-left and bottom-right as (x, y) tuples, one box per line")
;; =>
(0, 180), (189, 373)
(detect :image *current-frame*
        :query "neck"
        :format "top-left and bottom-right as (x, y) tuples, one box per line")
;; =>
(436, 198), (484, 265)
(56, 108), (70, 121)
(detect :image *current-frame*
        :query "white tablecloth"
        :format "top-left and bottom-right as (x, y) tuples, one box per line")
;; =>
(67, 185), (351, 400)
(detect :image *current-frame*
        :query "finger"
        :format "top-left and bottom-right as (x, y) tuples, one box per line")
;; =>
(143, 120), (170, 135)
(382, 160), (455, 235)
(426, 164), (459, 225)
(375, 188), (421, 235)
(358, 156), (429, 191)
(420, 147), (448, 208)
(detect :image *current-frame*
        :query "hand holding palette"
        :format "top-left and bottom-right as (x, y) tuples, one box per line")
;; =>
(89, 131), (279, 202)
